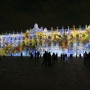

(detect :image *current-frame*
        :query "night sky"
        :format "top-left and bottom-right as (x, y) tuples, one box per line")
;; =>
(0, 0), (90, 33)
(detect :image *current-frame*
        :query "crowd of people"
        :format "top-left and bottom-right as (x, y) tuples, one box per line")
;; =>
(0, 50), (90, 65)
(42, 51), (58, 66)
(41, 51), (90, 65)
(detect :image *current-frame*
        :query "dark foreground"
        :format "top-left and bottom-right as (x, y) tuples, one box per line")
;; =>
(0, 56), (90, 90)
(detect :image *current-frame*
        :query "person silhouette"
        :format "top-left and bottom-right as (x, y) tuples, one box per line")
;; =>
(34, 51), (37, 61)
(48, 52), (51, 66)
(37, 51), (40, 60)
(42, 51), (47, 66)
(52, 53), (56, 65)
(84, 52), (87, 63)
(21, 52), (23, 60)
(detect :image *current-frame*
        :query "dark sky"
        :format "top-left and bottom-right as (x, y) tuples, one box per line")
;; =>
(0, 0), (90, 33)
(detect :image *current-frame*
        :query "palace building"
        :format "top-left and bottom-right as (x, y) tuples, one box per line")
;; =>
(0, 23), (90, 56)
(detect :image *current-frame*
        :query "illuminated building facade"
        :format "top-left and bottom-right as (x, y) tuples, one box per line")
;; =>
(0, 23), (90, 56)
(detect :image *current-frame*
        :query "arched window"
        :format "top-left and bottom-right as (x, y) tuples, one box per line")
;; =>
(14, 36), (16, 40)
(11, 37), (12, 40)
(77, 41), (80, 46)
(12, 37), (15, 41)
(22, 36), (24, 40)
(53, 40), (56, 46)
(70, 42), (73, 48)
(19, 37), (21, 40)
(0, 43), (1, 48)
(30, 36), (32, 39)
(16, 36), (19, 40)
(3, 37), (5, 41)
(3, 43), (5, 47)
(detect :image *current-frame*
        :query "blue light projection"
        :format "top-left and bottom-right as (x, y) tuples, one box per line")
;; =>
(0, 23), (90, 57)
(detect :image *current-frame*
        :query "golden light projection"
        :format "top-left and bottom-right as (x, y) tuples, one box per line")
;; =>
(0, 23), (90, 56)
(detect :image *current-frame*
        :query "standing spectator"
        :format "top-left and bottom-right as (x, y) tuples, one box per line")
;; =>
(87, 52), (90, 63)
(62, 54), (65, 61)
(83, 52), (87, 63)
(65, 53), (67, 60)
(88, 52), (90, 63)
(37, 51), (40, 60)
(30, 52), (33, 60)
(55, 53), (58, 62)
(76, 54), (77, 58)
(52, 53), (56, 65)
(60, 53), (63, 61)
(34, 51), (37, 61)
(11, 53), (12, 57)
(79, 53), (81, 59)
(48, 52), (51, 66)
(42, 51), (47, 66)
(21, 52), (23, 60)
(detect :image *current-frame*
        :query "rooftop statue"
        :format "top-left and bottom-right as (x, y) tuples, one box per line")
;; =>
(34, 23), (39, 30)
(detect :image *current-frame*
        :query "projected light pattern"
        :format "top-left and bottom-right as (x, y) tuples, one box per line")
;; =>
(0, 23), (90, 57)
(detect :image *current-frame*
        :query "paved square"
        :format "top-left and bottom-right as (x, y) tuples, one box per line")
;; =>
(0, 56), (90, 90)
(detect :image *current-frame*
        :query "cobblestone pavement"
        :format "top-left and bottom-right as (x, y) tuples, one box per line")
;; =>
(0, 56), (90, 90)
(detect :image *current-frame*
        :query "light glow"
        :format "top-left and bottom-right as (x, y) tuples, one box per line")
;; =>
(0, 24), (90, 57)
